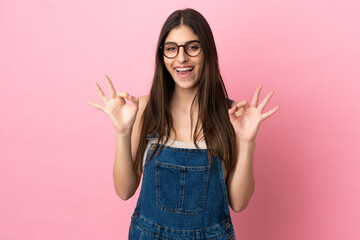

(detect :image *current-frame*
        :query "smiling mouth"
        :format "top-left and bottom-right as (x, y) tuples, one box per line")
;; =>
(175, 67), (194, 77)
(175, 67), (194, 72)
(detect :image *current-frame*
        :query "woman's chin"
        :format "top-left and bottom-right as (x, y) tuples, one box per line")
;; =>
(173, 79), (200, 91)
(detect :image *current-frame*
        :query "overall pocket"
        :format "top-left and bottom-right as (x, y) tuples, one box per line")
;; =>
(155, 161), (210, 215)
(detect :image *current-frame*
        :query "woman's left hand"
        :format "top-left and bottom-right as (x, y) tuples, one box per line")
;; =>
(228, 85), (280, 143)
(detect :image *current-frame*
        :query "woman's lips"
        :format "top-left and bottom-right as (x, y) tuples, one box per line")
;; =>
(174, 67), (194, 78)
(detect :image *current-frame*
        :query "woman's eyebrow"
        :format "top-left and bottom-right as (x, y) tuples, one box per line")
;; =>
(164, 40), (199, 45)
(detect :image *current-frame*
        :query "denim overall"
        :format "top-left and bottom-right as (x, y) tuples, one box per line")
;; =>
(129, 101), (235, 240)
(129, 99), (235, 240)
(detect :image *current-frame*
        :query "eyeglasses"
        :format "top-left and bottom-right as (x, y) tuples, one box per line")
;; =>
(160, 40), (202, 59)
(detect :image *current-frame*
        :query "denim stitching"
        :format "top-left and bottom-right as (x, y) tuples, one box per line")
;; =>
(218, 157), (231, 217)
(207, 229), (235, 240)
(156, 162), (210, 171)
(135, 213), (233, 237)
(138, 137), (234, 238)
(151, 143), (209, 153)
(155, 161), (210, 215)
(178, 168), (185, 210)
(132, 220), (170, 240)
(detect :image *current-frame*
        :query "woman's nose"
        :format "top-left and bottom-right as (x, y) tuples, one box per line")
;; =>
(176, 46), (188, 63)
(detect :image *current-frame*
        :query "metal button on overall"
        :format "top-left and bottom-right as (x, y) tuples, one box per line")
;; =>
(225, 222), (231, 228)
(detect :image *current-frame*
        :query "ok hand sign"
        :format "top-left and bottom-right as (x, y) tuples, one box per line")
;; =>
(88, 75), (139, 135)
(228, 85), (280, 143)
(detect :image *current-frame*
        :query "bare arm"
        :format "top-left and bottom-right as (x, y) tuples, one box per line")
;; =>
(113, 130), (139, 200)
(88, 75), (148, 200)
(113, 95), (148, 200)
(226, 139), (255, 212)
(227, 85), (280, 212)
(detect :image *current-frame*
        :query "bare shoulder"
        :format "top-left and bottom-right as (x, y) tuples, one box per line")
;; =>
(138, 95), (150, 111)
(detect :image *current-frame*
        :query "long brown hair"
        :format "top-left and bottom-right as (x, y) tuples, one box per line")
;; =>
(134, 8), (236, 176)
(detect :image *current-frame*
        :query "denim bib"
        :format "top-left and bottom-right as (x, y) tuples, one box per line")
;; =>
(129, 99), (235, 240)
(129, 100), (235, 239)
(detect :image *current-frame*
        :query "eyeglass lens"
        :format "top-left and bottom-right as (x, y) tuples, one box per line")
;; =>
(163, 41), (201, 58)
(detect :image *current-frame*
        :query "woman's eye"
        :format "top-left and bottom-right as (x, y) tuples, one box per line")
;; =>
(187, 45), (199, 50)
(166, 47), (176, 51)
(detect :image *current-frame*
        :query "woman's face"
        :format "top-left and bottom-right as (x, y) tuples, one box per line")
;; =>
(163, 25), (204, 91)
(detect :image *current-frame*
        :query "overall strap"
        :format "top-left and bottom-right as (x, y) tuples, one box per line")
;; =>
(228, 98), (235, 108)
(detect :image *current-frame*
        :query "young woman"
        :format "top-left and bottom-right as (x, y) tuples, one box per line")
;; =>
(88, 8), (279, 240)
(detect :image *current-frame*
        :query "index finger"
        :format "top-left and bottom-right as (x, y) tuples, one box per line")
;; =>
(94, 82), (108, 103)
(250, 85), (263, 107)
(105, 75), (117, 99)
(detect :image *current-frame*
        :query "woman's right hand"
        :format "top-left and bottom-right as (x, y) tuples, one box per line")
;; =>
(88, 75), (139, 135)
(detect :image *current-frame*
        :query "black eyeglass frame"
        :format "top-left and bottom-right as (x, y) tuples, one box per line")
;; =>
(160, 40), (202, 59)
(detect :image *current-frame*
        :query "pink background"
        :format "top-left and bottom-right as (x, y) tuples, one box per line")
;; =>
(1, 0), (359, 239)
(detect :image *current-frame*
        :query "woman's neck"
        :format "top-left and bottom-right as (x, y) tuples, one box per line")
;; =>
(170, 86), (199, 112)
(169, 86), (203, 142)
